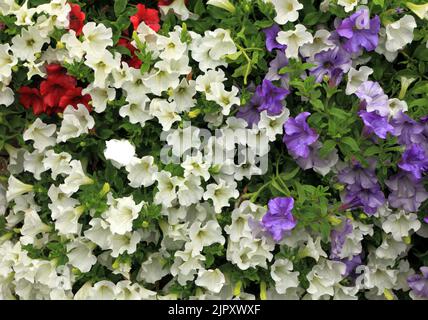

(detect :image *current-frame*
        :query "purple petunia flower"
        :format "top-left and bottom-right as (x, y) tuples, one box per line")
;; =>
(236, 92), (262, 127)
(338, 159), (378, 189)
(344, 183), (385, 215)
(263, 24), (287, 52)
(355, 81), (389, 116)
(256, 79), (289, 116)
(265, 50), (289, 89)
(424, 216), (428, 224)
(261, 197), (297, 242)
(386, 171), (428, 212)
(336, 8), (380, 54)
(294, 141), (338, 176)
(309, 47), (351, 86)
(391, 112), (425, 146)
(408, 267), (428, 298)
(359, 110), (394, 139)
(339, 159), (385, 215)
(398, 144), (428, 180)
(283, 112), (319, 159)
(330, 219), (353, 260)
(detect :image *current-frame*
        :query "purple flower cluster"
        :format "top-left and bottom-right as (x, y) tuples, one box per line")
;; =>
(336, 8), (380, 54)
(338, 160), (385, 215)
(260, 197), (297, 242)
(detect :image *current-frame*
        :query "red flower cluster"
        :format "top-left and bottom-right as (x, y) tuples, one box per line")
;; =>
(68, 3), (85, 36)
(130, 4), (160, 32)
(19, 64), (91, 115)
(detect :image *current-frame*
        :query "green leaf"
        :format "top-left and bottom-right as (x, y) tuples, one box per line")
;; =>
(373, 0), (384, 7)
(364, 146), (380, 157)
(114, 0), (128, 17)
(303, 12), (321, 26)
(341, 137), (360, 152)
(319, 140), (336, 158)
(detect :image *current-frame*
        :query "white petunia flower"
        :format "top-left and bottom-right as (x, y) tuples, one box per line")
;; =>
(126, 156), (158, 188)
(154, 171), (180, 207)
(299, 29), (334, 58)
(20, 209), (51, 244)
(111, 62), (133, 89)
(207, 83), (240, 116)
(104, 139), (136, 169)
(61, 30), (84, 61)
(23, 150), (46, 180)
(258, 109), (290, 141)
(346, 66), (373, 95)
(105, 195), (143, 235)
(195, 69), (226, 94)
(270, 259), (300, 294)
(195, 269), (226, 293)
(84, 218), (112, 250)
(159, 0), (197, 21)
(388, 98), (408, 118)
(385, 15), (417, 52)
(137, 253), (170, 284)
(23, 118), (56, 151)
(271, 0), (303, 25)
(0, 44), (18, 82)
(43, 150), (72, 180)
(170, 78), (196, 112)
(11, 26), (47, 61)
(338, 0), (359, 13)
(53, 205), (84, 236)
(181, 152), (211, 181)
(82, 84), (116, 114)
(12, 1), (36, 26)
(119, 96), (152, 127)
(382, 210), (421, 241)
(82, 22), (113, 56)
(60, 160), (93, 195)
(150, 99), (181, 131)
(66, 239), (97, 273)
(57, 104), (95, 143)
(277, 24), (313, 59)
(110, 231), (141, 257)
(203, 179), (239, 213)
(157, 32), (187, 61)
(143, 62), (180, 96)
(177, 174), (204, 206)
(84, 50), (121, 88)
(0, 82), (14, 107)
(306, 259), (346, 300)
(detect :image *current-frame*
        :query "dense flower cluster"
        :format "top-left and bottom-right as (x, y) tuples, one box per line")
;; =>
(0, 0), (428, 300)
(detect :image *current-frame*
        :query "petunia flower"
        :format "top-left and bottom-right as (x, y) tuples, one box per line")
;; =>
(255, 79), (289, 116)
(398, 144), (428, 180)
(68, 3), (85, 36)
(336, 8), (380, 54)
(130, 4), (160, 32)
(263, 24), (286, 52)
(261, 197), (297, 242)
(283, 112), (319, 159)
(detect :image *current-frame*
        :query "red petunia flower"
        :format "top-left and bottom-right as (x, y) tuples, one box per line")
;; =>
(59, 87), (92, 112)
(45, 63), (66, 77)
(130, 4), (160, 32)
(18, 87), (46, 115)
(68, 3), (85, 36)
(40, 73), (77, 108)
(157, 0), (173, 5)
(117, 38), (142, 69)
